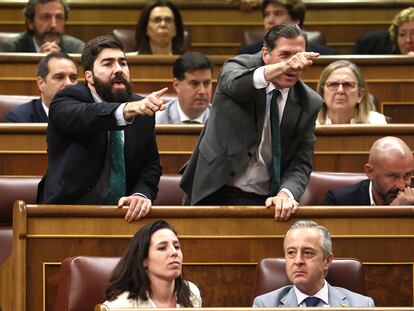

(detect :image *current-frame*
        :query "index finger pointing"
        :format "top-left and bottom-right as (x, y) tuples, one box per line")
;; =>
(152, 87), (169, 98)
(303, 52), (320, 59)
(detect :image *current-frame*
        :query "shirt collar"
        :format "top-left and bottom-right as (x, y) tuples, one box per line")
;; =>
(41, 100), (49, 117)
(368, 180), (376, 205)
(294, 280), (329, 306)
(266, 85), (289, 103)
(91, 91), (102, 103)
(32, 36), (41, 53)
(176, 100), (205, 124)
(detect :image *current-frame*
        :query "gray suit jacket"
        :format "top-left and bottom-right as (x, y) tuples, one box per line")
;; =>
(0, 31), (84, 53)
(180, 53), (323, 205)
(253, 283), (375, 307)
(155, 99), (211, 124)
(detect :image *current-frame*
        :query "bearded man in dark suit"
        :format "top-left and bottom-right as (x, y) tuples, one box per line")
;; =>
(180, 24), (323, 221)
(37, 35), (167, 222)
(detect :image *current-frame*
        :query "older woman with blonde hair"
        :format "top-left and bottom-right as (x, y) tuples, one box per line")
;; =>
(317, 60), (387, 125)
(389, 7), (414, 55)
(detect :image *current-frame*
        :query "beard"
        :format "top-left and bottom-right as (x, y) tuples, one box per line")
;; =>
(39, 30), (61, 44)
(92, 72), (133, 103)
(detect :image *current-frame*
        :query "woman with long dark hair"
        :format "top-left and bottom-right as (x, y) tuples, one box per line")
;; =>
(135, 0), (185, 55)
(104, 220), (201, 308)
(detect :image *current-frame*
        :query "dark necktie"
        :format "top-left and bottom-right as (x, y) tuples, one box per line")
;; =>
(270, 89), (281, 196)
(304, 296), (321, 307)
(183, 119), (201, 124)
(107, 130), (126, 204)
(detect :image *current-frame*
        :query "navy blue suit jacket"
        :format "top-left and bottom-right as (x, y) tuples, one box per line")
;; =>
(238, 41), (337, 55)
(37, 83), (161, 204)
(324, 179), (371, 205)
(5, 98), (48, 123)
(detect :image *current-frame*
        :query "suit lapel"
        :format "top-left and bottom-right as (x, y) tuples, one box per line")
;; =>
(256, 89), (267, 136)
(34, 100), (48, 122)
(328, 283), (350, 307)
(280, 287), (299, 307)
(280, 86), (301, 146)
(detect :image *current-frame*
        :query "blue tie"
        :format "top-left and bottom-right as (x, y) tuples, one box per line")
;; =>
(107, 130), (126, 204)
(304, 296), (321, 307)
(270, 89), (281, 196)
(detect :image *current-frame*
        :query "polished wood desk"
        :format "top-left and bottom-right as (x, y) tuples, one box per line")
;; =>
(0, 203), (413, 311)
(95, 308), (414, 311)
(0, 54), (413, 118)
(1, 124), (414, 175)
(0, 0), (408, 54)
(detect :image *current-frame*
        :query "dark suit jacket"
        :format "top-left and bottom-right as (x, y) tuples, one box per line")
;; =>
(238, 41), (337, 55)
(37, 83), (161, 204)
(0, 31), (85, 53)
(324, 179), (371, 205)
(353, 30), (394, 54)
(5, 98), (48, 122)
(180, 53), (323, 205)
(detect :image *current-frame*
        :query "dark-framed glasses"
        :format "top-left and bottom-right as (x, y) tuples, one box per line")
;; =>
(149, 16), (175, 24)
(325, 81), (358, 91)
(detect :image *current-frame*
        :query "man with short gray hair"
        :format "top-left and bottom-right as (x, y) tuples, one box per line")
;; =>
(253, 220), (375, 307)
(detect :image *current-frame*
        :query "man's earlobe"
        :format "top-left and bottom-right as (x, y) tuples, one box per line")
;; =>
(364, 163), (374, 179)
(85, 70), (93, 84)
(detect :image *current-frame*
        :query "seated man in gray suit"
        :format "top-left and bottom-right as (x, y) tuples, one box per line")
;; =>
(156, 51), (213, 124)
(1, 0), (84, 53)
(5, 52), (78, 122)
(324, 136), (414, 205)
(253, 220), (375, 307)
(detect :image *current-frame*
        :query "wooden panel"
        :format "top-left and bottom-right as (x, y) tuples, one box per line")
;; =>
(0, 1), (409, 55)
(381, 102), (414, 123)
(2, 124), (414, 175)
(0, 203), (413, 311)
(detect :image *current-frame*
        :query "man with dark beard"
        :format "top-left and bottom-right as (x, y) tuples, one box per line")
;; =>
(324, 136), (414, 206)
(37, 35), (167, 222)
(1, 0), (84, 53)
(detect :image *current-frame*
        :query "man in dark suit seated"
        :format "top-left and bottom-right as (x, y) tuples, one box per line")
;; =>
(5, 52), (78, 122)
(324, 136), (414, 205)
(253, 220), (375, 307)
(238, 0), (336, 55)
(180, 24), (323, 221)
(0, 0), (84, 53)
(37, 35), (166, 222)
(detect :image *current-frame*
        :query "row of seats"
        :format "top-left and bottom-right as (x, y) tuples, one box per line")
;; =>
(0, 172), (366, 266)
(55, 256), (365, 311)
(0, 29), (324, 54)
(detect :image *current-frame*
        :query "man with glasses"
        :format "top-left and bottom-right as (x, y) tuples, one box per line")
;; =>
(324, 136), (414, 205)
(181, 24), (323, 221)
(1, 0), (84, 53)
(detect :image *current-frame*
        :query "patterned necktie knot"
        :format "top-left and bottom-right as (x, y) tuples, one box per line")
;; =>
(304, 296), (321, 307)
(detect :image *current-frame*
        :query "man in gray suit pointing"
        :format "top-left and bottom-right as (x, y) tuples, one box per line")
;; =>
(253, 220), (375, 307)
(180, 23), (323, 220)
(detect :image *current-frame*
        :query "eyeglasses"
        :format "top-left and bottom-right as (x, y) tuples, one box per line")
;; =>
(325, 81), (358, 91)
(149, 16), (175, 25)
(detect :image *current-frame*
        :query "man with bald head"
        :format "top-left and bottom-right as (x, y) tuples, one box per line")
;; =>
(324, 136), (414, 205)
